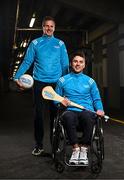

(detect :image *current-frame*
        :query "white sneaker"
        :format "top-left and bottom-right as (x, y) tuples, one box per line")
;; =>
(69, 147), (80, 165)
(79, 146), (88, 165)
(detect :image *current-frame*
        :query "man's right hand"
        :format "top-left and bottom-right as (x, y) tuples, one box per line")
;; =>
(14, 79), (25, 90)
(61, 98), (71, 107)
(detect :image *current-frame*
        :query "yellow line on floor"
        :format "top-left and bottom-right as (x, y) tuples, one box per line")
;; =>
(110, 118), (124, 125)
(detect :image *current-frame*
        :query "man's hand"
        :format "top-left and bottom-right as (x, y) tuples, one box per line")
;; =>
(96, 110), (105, 117)
(14, 79), (25, 90)
(61, 98), (70, 107)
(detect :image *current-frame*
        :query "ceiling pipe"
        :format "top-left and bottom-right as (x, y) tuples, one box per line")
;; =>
(16, 27), (87, 32)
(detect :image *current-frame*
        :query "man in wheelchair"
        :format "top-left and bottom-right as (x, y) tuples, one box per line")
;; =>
(54, 51), (105, 166)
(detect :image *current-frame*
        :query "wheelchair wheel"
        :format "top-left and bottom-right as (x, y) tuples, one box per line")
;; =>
(52, 116), (66, 172)
(90, 161), (102, 174)
(55, 162), (65, 173)
(90, 123), (104, 174)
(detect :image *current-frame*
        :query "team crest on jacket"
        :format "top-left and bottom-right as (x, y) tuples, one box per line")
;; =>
(54, 45), (60, 48)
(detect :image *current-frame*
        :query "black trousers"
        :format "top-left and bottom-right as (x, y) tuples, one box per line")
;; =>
(33, 80), (57, 148)
(62, 110), (96, 146)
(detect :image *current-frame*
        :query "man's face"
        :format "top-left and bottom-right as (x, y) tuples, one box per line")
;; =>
(42, 20), (55, 36)
(71, 55), (85, 73)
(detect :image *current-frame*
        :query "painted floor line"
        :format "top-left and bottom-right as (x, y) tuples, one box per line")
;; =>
(110, 118), (124, 125)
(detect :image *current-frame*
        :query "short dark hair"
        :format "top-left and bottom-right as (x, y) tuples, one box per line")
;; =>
(70, 50), (86, 62)
(42, 16), (55, 26)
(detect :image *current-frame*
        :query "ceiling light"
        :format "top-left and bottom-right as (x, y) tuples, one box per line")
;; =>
(23, 40), (27, 47)
(17, 52), (24, 58)
(15, 61), (20, 64)
(29, 17), (36, 27)
(14, 66), (18, 69)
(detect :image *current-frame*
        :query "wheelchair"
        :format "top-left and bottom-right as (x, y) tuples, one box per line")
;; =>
(52, 106), (107, 174)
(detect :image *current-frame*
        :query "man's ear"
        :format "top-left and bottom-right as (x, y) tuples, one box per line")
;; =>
(69, 62), (72, 71)
(53, 26), (55, 32)
(42, 25), (44, 31)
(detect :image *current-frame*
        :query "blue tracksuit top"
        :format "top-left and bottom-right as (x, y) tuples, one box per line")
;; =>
(14, 35), (69, 83)
(55, 72), (104, 112)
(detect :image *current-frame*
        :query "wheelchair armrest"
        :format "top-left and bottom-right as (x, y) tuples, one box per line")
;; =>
(56, 103), (67, 117)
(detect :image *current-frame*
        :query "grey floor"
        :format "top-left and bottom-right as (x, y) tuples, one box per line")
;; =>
(0, 90), (124, 179)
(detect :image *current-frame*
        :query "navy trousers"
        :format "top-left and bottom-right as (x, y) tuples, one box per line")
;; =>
(62, 110), (96, 146)
(33, 80), (56, 148)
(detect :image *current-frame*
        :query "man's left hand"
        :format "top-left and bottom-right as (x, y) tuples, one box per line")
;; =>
(96, 110), (105, 117)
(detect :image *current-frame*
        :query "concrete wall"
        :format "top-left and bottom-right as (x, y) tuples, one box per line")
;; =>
(91, 27), (121, 110)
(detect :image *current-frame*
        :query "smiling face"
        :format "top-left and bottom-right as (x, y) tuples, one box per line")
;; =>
(71, 55), (85, 73)
(42, 20), (55, 36)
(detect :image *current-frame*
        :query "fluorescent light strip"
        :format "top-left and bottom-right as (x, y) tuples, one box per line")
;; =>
(29, 17), (35, 27)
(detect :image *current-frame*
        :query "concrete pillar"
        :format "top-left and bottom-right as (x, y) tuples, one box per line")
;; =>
(118, 24), (124, 109)
(107, 30), (120, 109)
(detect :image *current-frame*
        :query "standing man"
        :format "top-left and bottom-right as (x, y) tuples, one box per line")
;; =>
(14, 16), (69, 156)
(55, 51), (104, 165)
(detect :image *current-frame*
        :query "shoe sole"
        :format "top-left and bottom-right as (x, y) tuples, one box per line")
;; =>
(32, 150), (44, 156)
(69, 161), (79, 165)
(79, 160), (88, 165)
